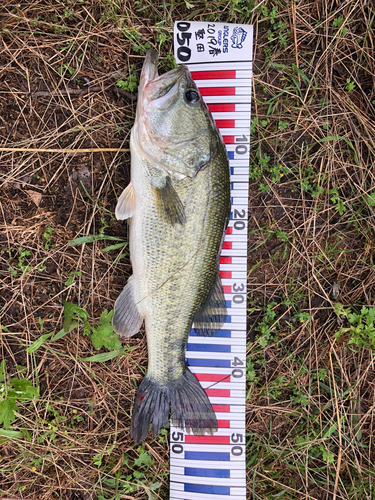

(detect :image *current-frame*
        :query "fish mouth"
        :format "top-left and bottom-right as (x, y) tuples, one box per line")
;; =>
(138, 50), (186, 110)
(138, 49), (159, 91)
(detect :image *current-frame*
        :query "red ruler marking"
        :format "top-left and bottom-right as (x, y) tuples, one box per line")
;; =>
(226, 227), (233, 234)
(208, 103), (236, 112)
(215, 119), (235, 128)
(218, 420), (231, 428)
(200, 87), (236, 96)
(205, 389), (231, 397)
(195, 373), (231, 382)
(220, 256), (232, 264)
(191, 70), (236, 80)
(223, 285), (232, 293)
(212, 404), (230, 412)
(223, 136), (235, 143)
(185, 435), (231, 444)
(220, 271), (232, 279)
(223, 242), (233, 249)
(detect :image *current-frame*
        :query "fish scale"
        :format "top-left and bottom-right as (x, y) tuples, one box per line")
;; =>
(170, 21), (253, 500)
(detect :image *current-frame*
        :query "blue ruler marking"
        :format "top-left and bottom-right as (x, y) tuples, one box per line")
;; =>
(185, 467), (231, 478)
(185, 451), (231, 461)
(185, 484), (231, 494)
(186, 359), (232, 367)
(190, 329), (232, 337)
(186, 344), (231, 352)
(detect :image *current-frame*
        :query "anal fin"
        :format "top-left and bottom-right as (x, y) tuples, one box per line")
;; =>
(113, 275), (143, 337)
(193, 271), (227, 336)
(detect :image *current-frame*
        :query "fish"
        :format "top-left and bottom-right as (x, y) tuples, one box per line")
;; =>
(113, 49), (230, 444)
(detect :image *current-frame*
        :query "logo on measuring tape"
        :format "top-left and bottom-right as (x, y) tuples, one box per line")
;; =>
(231, 27), (247, 49)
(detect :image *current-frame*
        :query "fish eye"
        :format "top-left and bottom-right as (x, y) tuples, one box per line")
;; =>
(185, 89), (200, 104)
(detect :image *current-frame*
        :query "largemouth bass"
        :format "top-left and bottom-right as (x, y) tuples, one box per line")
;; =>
(113, 50), (230, 444)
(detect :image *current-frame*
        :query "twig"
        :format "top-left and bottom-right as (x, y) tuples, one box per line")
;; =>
(30, 85), (136, 100)
(0, 147), (129, 153)
(329, 349), (343, 500)
(291, 0), (300, 80)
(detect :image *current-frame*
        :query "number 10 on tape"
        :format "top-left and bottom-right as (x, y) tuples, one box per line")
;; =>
(170, 21), (253, 500)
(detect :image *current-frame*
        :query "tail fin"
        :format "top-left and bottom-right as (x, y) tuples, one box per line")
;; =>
(131, 370), (218, 444)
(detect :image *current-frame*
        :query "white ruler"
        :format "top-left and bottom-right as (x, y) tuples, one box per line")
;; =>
(170, 21), (252, 500)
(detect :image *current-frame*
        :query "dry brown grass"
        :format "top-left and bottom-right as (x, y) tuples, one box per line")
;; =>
(0, 0), (375, 499)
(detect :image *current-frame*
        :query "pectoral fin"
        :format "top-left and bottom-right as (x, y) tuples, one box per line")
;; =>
(152, 176), (186, 225)
(193, 271), (227, 336)
(113, 276), (143, 337)
(115, 182), (136, 220)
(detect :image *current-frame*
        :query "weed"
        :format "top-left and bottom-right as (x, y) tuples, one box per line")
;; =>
(64, 271), (82, 286)
(345, 78), (355, 92)
(122, 28), (152, 55)
(96, 448), (162, 500)
(332, 14), (349, 35)
(366, 191), (375, 207)
(262, 5), (291, 49)
(116, 65), (138, 93)
(17, 247), (31, 273)
(62, 7), (74, 20)
(57, 63), (75, 76)
(334, 302), (375, 351)
(0, 360), (39, 429)
(26, 301), (134, 361)
(156, 31), (167, 52)
(69, 223), (128, 254)
(246, 358), (258, 383)
(332, 14), (343, 29)
(256, 301), (278, 347)
(158, 428), (169, 444)
(278, 120), (288, 132)
(43, 226), (54, 249)
(293, 311), (312, 323)
(290, 389), (308, 406)
(60, 39), (77, 53)
(6, 247), (33, 276)
(250, 149), (288, 192)
(329, 186), (347, 215)
(298, 161), (324, 198)
(273, 229), (288, 242)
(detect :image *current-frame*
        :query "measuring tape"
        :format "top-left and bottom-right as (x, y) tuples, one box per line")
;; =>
(170, 21), (252, 499)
